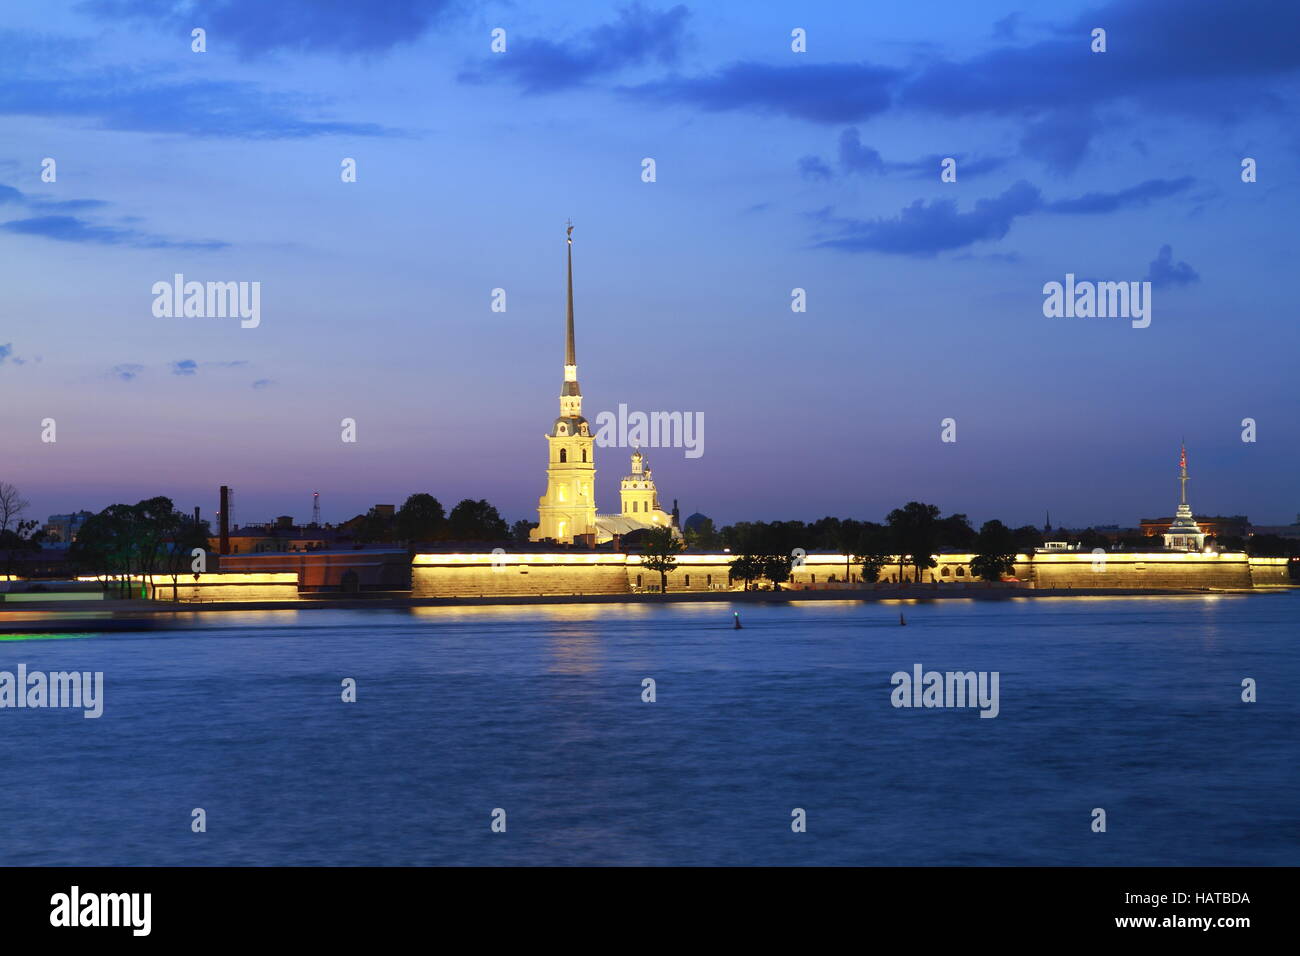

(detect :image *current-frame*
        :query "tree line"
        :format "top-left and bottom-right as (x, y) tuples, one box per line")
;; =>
(347, 494), (510, 543)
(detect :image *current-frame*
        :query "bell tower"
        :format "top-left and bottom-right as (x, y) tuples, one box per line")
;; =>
(532, 223), (597, 543)
(620, 450), (661, 518)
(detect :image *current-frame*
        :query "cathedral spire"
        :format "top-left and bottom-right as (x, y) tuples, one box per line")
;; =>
(559, 221), (582, 418)
(565, 221), (576, 368)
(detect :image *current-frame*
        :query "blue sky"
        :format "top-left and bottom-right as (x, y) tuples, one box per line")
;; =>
(2, 0), (1297, 530)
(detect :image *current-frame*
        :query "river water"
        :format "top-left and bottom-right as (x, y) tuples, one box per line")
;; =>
(1, 593), (1296, 865)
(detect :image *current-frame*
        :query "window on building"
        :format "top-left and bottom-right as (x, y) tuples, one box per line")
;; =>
(636, 574), (642, 587)
(707, 575), (712, 586)
(559, 448), (567, 463)
(582, 449), (587, 462)
(684, 575), (690, 586)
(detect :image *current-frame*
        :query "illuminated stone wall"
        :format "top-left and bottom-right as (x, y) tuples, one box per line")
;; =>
(402, 550), (1282, 599)
(412, 557), (630, 598)
(1248, 558), (1291, 586)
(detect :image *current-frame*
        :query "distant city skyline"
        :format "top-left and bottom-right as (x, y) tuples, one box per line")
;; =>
(3, 0), (1297, 529)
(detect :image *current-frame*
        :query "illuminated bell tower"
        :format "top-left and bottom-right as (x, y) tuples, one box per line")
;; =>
(531, 223), (597, 543)
(620, 450), (661, 519)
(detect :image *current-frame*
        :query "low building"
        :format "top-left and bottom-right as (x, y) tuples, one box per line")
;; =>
(40, 511), (95, 546)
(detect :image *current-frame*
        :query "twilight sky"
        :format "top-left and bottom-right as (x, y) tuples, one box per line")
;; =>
(2, 0), (1297, 530)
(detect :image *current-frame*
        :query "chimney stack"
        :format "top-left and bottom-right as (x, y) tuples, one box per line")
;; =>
(219, 486), (230, 555)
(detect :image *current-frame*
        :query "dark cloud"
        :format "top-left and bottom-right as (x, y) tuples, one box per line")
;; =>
(0, 182), (222, 249)
(1146, 244), (1199, 287)
(1018, 110), (1100, 173)
(0, 30), (392, 138)
(251, 378), (276, 389)
(808, 172), (1192, 255)
(83, 0), (461, 57)
(628, 61), (899, 123)
(797, 155), (833, 182)
(613, 0), (1300, 172)
(0, 181), (110, 211)
(838, 128), (885, 175)
(904, 0), (1300, 118)
(1, 214), (227, 249)
(111, 363), (145, 381)
(805, 129), (1006, 181)
(172, 359), (198, 375)
(891, 153), (1007, 180)
(992, 12), (1023, 41)
(813, 180), (1043, 256)
(462, 3), (690, 93)
(1047, 176), (1194, 214)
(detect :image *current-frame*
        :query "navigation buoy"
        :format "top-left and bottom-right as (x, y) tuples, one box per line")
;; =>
(734, 611), (743, 630)
(899, 612), (907, 626)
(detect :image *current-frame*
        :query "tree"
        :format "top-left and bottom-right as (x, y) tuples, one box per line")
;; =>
(395, 493), (445, 542)
(70, 498), (179, 598)
(131, 496), (177, 596)
(887, 502), (941, 583)
(762, 553), (793, 590)
(728, 553), (761, 591)
(640, 526), (685, 592)
(352, 508), (395, 544)
(937, 513), (976, 550)
(161, 513), (213, 601)
(853, 522), (892, 583)
(970, 519), (1018, 582)
(0, 481), (30, 534)
(1011, 524), (1045, 552)
(511, 519), (536, 543)
(447, 499), (509, 541)
(1246, 534), (1290, 558)
(810, 516), (865, 580)
(0, 518), (42, 577)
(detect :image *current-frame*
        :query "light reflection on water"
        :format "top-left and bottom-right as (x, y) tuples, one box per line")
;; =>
(0, 593), (1295, 865)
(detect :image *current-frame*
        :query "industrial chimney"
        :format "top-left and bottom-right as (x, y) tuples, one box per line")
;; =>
(219, 486), (230, 555)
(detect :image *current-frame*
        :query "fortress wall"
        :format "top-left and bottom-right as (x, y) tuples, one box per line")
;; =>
(113, 573), (300, 602)
(1248, 558), (1292, 586)
(1028, 553), (1253, 589)
(412, 561), (630, 598)
(410, 550), (1272, 598)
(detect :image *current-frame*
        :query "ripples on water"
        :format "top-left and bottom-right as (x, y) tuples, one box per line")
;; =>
(1, 594), (1296, 865)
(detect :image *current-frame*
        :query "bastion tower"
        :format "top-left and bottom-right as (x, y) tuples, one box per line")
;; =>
(531, 223), (597, 544)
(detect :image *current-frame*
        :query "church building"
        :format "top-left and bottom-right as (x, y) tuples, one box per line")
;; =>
(530, 225), (680, 545)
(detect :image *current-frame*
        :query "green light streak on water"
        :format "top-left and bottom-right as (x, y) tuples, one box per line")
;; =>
(0, 632), (99, 641)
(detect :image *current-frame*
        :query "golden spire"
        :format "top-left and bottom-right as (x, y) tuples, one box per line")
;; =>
(565, 220), (576, 368)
